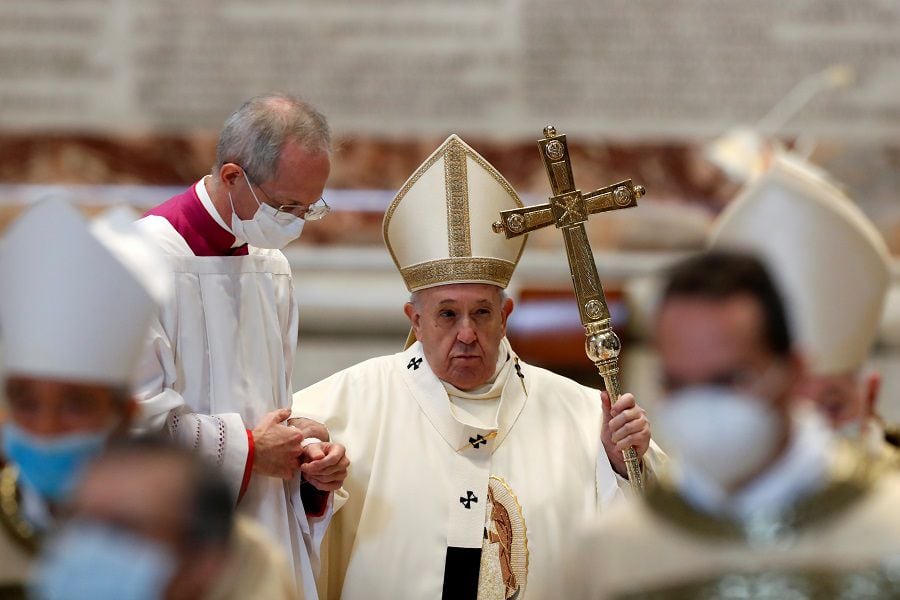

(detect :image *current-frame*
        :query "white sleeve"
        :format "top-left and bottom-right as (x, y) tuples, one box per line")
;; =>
(596, 449), (627, 509)
(598, 440), (667, 507)
(133, 316), (249, 501)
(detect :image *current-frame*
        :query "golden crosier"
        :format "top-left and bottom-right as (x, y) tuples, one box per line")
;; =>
(494, 126), (646, 493)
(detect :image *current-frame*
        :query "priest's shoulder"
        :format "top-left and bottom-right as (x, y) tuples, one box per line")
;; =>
(135, 215), (193, 256)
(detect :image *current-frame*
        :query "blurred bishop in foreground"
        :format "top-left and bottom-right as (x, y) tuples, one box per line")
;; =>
(32, 437), (296, 600)
(0, 199), (169, 594)
(710, 153), (896, 465)
(569, 252), (900, 598)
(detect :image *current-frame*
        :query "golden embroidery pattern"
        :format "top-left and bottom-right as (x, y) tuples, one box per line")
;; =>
(444, 138), (471, 258)
(400, 258), (515, 291)
(0, 466), (39, 555)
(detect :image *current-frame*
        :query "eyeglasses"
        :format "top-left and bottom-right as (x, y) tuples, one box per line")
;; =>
(242, 170), (330, 222)
(277, 196), (330, 222)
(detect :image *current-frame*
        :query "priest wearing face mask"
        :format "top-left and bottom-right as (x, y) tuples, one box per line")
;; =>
(32, 437), (296, 600)
(569, 252), (900, 599)
(710, 153), (898, 466)
(136, 92), (348, 598)
(0, 199), (170, 595)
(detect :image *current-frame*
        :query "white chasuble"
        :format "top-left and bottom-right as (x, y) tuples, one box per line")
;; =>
(134, 216), (330, 599)
(292, 339), (651, 599)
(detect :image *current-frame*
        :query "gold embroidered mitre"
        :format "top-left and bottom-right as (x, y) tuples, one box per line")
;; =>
(383, 135), (526, 292)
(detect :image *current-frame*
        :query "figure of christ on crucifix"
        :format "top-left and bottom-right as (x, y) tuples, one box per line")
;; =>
(493, 126), (646, 492)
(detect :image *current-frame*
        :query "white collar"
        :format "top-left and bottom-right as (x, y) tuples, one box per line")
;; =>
(400, 337), (527, 454)
(677, 406), (831, 521)
(196, 177), (243, 248)
(441, 345), (511, 400)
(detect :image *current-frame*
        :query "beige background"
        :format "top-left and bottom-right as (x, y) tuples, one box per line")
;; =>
(1, 0), (900, 138)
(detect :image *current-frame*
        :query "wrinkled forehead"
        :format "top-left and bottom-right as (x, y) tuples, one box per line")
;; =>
(417, 283), (504, 305)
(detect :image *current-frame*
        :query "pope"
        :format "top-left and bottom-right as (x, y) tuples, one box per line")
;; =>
(291, 135), (664, 599)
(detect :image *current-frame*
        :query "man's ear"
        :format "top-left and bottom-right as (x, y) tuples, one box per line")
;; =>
(500, 296), (514, 329)
(863, 371), (881, 419)
(218, 163), (243, 188)
(403, 302), (420, 334)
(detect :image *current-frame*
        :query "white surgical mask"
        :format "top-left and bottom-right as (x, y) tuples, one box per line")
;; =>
(228, 170), (304, 249)
(32, 521), (176, 600)
(656, 386), (783, 491)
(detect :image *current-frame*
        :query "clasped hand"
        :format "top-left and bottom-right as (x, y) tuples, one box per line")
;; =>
(251, 409), (349, 491)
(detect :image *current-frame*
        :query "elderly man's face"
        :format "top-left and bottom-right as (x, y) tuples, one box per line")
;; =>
(4, 376), (130, 437)
(404, 284), (514, 391)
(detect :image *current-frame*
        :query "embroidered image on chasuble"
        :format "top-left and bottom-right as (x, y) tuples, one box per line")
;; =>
(293, 135), (655, 599)
(480, 477), (528, 600)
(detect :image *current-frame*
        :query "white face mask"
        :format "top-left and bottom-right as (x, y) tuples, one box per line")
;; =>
(656, 386), (783, 491)
(229, 170), (304, 249)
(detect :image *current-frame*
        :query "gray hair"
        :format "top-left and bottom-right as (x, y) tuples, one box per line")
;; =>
(214, 92), (331, 183)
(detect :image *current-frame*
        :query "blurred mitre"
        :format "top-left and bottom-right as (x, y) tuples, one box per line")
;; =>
(710, 156), (890, 374)
(0, 199), (169, 385)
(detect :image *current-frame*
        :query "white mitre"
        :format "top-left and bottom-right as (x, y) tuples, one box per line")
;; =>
(0, 199), (169, 385)
(709, 155), (890, 374)
(383, 134), (526, 293)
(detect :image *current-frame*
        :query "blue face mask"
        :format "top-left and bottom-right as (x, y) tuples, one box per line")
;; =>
(31, 521), (176, 600)
(1, 423), (108, 502)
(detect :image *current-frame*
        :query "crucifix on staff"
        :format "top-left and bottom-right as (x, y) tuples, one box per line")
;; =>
(493, 126), (646, 493)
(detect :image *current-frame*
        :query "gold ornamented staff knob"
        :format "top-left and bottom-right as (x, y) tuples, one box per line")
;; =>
(492, 220), (505, 234)
(634, 185), (646, 199)
(543, 125), (557, 137)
